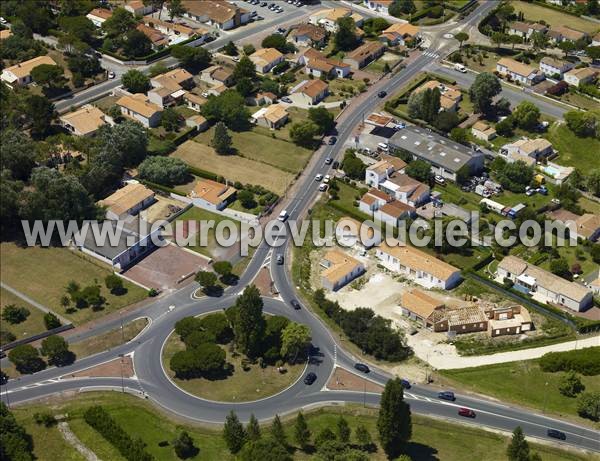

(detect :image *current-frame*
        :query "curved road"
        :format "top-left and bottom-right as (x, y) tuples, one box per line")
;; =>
(2, 1), (599, 454)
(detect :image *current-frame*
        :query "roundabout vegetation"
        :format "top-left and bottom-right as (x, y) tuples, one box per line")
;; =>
(162, 285), (309, 402)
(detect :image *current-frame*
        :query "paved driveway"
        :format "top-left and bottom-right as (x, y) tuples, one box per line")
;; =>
(122, 243), (209, 292)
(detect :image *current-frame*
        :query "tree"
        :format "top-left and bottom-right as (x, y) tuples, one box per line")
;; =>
(202, 90), (250, 130)
(491, 31), (509, 49)
(434, 111), (459, 132)
(377, 378), (412, 459)
(469, 72), (501, 114)
(342, 151), (366, 179)
(558, 40), (575, 57)
(30, 64), (65, 89)
(161, 107), (181, 132)
(246, 414), (261, 441)
(530, 31), (548, 51)
(550, 258), (571, 280)
(559, 370), (585, 397)
(308, 107), (335, 135)
(334, 17), (358, 51)
(337, 416), (351, 444)
(243, 44), (256, 56)
(362, 17), (390, 36)
(195, 271), (218, 293)
(587, 169), (600, 196)
(171, 45), (211, 71)
(233, 55), (257, 82)
(105, 274), (124, 294)
(238, 438), (292, 461)
(355, 424), (372, 449)
(280, 322), (310, 363)
(40, 335), (73, 366)
(512, 101), (540, 131)
(138, 156), (189, 186)
(223, 40), (238, 56)
(122, 29), (152, 58)
(44, 312), (61, 330)
(507, 426), (530, 461)
(121, 69), (150, 93)
(237, 190), (257, 210)
(236, 77), (254, 97)
(294, 411), (311, 450)
(1, 130), (37, 180)
(389, 0), (416, 17)
(8, 344), (45, 374)
(212, 122), (232, 154)
(213, 261), (233, 278)
(577, 392), (600, 421)
(2, 305), (30, 324)
(405, 159), (432, 182)
(0, 401), (35, 460)
(167, 0), (187, 21)
(148, 62), (169, 78)
(454, 31), (469, 49)
(102, 7), (136, 37)
(507, 34), (523, 50)
(24, 94), (55, 138)
(262, 34), (290, 53)
(229, 285), (265, 358)
(450, 127), (468, 144)
(172, 431), (198, 459)
(270, 414), (286, 447)
(495, 117), (514, 137)
(564, 110), (600, 138)
(290, 121), (318, 147)
(223, 411), (246, 454)
(170, 343), (226, 378)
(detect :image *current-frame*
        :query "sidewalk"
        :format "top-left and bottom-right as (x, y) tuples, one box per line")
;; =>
(408, 334), (600, 370)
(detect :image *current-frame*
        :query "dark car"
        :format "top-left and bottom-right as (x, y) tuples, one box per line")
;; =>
(332, 160), (339, 169)
(547, 429), (566, 440)
(304, 372), (317, 385)
(290, 299), (301, 310)
(400, 379), (411, 389)
(438, 391), (456, 401)
(328, 136), (337, 145)
(276, 254), (284, 265)
(377, 90), (387, 98)
(281, 96), (292, 103)
(458, 408), (476, 418)
(325, 157), (333, 165)
(354, 363), (370, 373)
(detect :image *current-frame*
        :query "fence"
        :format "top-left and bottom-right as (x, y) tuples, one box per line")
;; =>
(0, 324), (74, 354)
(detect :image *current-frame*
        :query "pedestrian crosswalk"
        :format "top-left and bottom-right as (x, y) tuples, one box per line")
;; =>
(422, 49), (440, 59)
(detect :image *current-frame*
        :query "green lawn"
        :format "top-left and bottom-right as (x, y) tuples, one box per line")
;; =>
(69, 318), (148, 359)
(512, 0), (600, 33)
(579, 196), (600, 215)
(194, 125), (313, 174)
(162, 330), (305, 402)
(9, 393), (595, 461)
(439, 360), (600, 425)
(545, 123), (600, 172)
(0, 243), (148, 326)
(1, 288), (48, 343)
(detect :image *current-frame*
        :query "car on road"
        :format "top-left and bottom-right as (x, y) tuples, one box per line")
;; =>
(438, 391), (456, 401)
(454, 63), (467, 73)
(276, 254), (284, 265)
(304, 372), (317, 385)
(458, 408), (476, 418)
(281, 96), (292, 103)
(319, 183), (328, 192)
(276, 27), (286, 34)
(278, 209), (289, 221)
(547, 429), (566, 440)
(377, 90), (387, 98)
(354, 363), (370, 373)
(400, 379), (411, 389)
(325, 157), (333, 165)
(290, 299), (301, 310)
(255, 15), (264, 20)
(232, 56), (240, 62)
(108, 71), (116, 79)
(328, 136), (337, 145)
(315, 174), (323, 181)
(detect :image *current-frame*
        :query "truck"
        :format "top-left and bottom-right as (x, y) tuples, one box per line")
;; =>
(479, 198), (505, 215)
(508, 203), (526, 219)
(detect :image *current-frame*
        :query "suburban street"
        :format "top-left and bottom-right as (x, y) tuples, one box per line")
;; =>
(2, 1), (599, 456)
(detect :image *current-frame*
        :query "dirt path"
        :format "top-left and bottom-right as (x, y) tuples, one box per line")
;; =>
(58, 421), (101, 461)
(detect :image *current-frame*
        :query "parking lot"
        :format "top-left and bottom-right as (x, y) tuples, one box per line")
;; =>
(232, 0), (306, 24)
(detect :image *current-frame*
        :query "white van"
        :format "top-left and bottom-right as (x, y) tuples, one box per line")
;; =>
(377, 142), (389, 152)
(278, 210), (289, 221)
(454, 63), (467, 73)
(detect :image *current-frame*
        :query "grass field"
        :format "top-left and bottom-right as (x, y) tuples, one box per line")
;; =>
(162, 330), (305, 402)
(172, 140), (294, 195)
(0, 243), (147, 325)
(579, 196), (600, 215)
(69, 318), (148, 359)
(0, 288), (48, 343)
(194, 126), (312, 174)
(10, 393), (595, 461)
(545, 123), (600, 172)
(439, 360), (600, 425)
(512, 0), (600, 33)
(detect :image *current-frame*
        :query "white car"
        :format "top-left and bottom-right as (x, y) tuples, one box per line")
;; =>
(108, 71), (116, 79)
(323, 174), (331, 184)
(454, 63), (467, 73)
(315, 174), (323, 182)
(434, 175), (446, 185)
(319, 183), (328, 192)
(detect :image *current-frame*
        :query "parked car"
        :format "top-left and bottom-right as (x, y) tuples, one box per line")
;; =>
(325, 157), (333, 165)
(319, 183), (328, 192)
(324, 174), (331, 183)
(377, 90), (387, 98)
(276, 254), (284, 265)
(315, 174), (323, 181)
(260, 1), (267, 6)
(276, 27), (286, 34)
(290, 299), (301, 310)
(438, 391), (456, 401)
(354, 363), (370, 373)
(108, 71), (116, 79)
(332, 160), (339, 169)
(281, 96), (292, 103)
(377, 142), (389, 152)
(547, 429), (566, 440)
(434, 175), (446, 185)
(304, 372), (317, 385)
(458, 408), (476, 418)
(400, 379), (411, 389)
(328, 136), (337, 145)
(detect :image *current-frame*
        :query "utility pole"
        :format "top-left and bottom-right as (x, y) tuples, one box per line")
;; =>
(119, 353), (125, 393)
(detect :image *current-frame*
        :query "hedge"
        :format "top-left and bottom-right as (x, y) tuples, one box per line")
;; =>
(84, 406), (155, 461)
(539, 347), (600, 375)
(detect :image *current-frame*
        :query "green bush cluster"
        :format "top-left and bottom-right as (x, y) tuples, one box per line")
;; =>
(539, 347), (600, 376)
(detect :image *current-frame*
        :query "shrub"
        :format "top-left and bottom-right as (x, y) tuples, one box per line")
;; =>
(539, 347), (600, 375)
(33, 412), (57, 427)
(43, 312), (61, 330)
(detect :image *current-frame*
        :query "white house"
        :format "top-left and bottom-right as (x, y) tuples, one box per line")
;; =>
(116, 94), (163, 128)
(59, 105), (107, 137)
(320, 249), (365, 291)
(86, 8), (112, 27)
(496, 58), (544, 86)
(182, 0), (251, 30)
(564, 67), (598, 87)
(363, 0), (393, 15)
(308, 8), (363, 33)
(188, 179), (237, 211)
(539, 57), (575, 78)
(291, 79), (329, 106)
(249, 48), (284, 74)
(1, 55), (57, 88)
(497, 256), (593, 312)
(500, 138), (553, 161)
(375, 242), (462, 290)
(471, 121), (497, 141)
(365, 154), (407, 187)
(99, 183), (156, 221)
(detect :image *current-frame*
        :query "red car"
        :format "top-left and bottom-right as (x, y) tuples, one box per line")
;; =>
(458, 408), (476, 418)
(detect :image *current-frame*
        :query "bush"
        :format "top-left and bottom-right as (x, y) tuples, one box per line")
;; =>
(33, 412), (57, 427)
(539, 347), (600, 375)
(577, 392), (600, 421)
(558, 370), (585, 397)
(2, 304), (30, 324)
(138, 156), (189, 186)
(43, 312), (61, 330)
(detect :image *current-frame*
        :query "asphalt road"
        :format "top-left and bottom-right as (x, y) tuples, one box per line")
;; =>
(3, 1), (598, 454)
